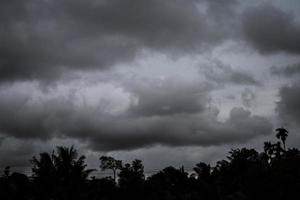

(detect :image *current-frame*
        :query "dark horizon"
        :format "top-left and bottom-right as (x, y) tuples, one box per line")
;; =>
(1, 127), (300, 200)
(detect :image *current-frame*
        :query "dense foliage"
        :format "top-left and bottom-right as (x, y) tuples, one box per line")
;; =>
(1, 128), (300, 200)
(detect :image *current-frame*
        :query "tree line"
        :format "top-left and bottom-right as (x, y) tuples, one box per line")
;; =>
(1, 128), (299, 200)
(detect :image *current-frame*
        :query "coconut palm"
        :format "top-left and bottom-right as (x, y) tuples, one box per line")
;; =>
(275, 127), (288, 150)
(52, 146), (95, 185)
(31, 146), (94, 199)
(31, 152), (57, 180)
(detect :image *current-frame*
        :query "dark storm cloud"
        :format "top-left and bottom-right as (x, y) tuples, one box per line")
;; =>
(0, 85), (73, 139)
(242, 3), (300, 54)
(199, 0), (239, 37)
(1, 0), (295, 167)
(0, 81), (272, 151)
(2, 0), (297, 84)
(128, 78), (210, 116)
(87, 107), (272, 151)
(277, 82), (300, 125)
(271, 63), (300, 77)
(0, 0), (238, 83)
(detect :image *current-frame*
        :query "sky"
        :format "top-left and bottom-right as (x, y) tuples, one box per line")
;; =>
(0, 0), (300, 175)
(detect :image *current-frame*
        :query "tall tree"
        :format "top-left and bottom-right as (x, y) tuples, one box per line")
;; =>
(99, 156), (122, 183)
(118, 159), (145, 189)
(31, 152), (57, 183)
(275, 127), (288, 150)
(31, 146), (94, 199)
(52, 146), (94, 184)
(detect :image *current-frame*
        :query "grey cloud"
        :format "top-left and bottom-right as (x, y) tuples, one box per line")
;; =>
(199, 0), (240, 37)
(128, 78), (210, 116)
(0, 0), (230, 83)
(2, 0), (297, 84)
(69, 107), (273, 151)
(0, 0), (298, 172)
(202, 59), (260, 86)
(0, 137), (36, 170)
(62, 0), (240, 50)
(0, 83), (74, 139)
(241, 88), (256, 107)
(242, 3), (300, 54)
(0, 81), (272, 151)
(277, 82), (300, 126)
(271, 63), (300, 77)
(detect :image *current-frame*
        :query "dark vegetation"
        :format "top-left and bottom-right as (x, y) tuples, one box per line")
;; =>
(1, 128), (300, 200)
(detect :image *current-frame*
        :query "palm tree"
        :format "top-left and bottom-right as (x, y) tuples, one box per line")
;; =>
(275, 127), (288, 150)
(52, 146), (95, 184)
(31, 152), (58, 198)
(31, 146), (94, 199)
(31, 152), (57, 180)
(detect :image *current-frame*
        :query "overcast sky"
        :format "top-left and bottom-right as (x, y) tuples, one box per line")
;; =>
(1, 0), (300, 174)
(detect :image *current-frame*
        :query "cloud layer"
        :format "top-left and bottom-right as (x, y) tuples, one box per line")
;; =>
(1, 0), (300, 170)
(3, 0), (299, 83)
(0, 77), (272, 151)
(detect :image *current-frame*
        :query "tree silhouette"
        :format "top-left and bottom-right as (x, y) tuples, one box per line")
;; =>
(146, 166), (191, 200)
(53, 146), (94, 184)
(2, 127), (300, 200)
(31, 146), (94, 200)
(193, 162), (211, 181)
(2, 166), (10, 178)
(264, 141), (285, 164)
(275, 127), (288, 150)
(116, 159), (145, 200)
(99, 156), (122, 183)
(31, 152), (58, 199)
(118, 159), (145, 188)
